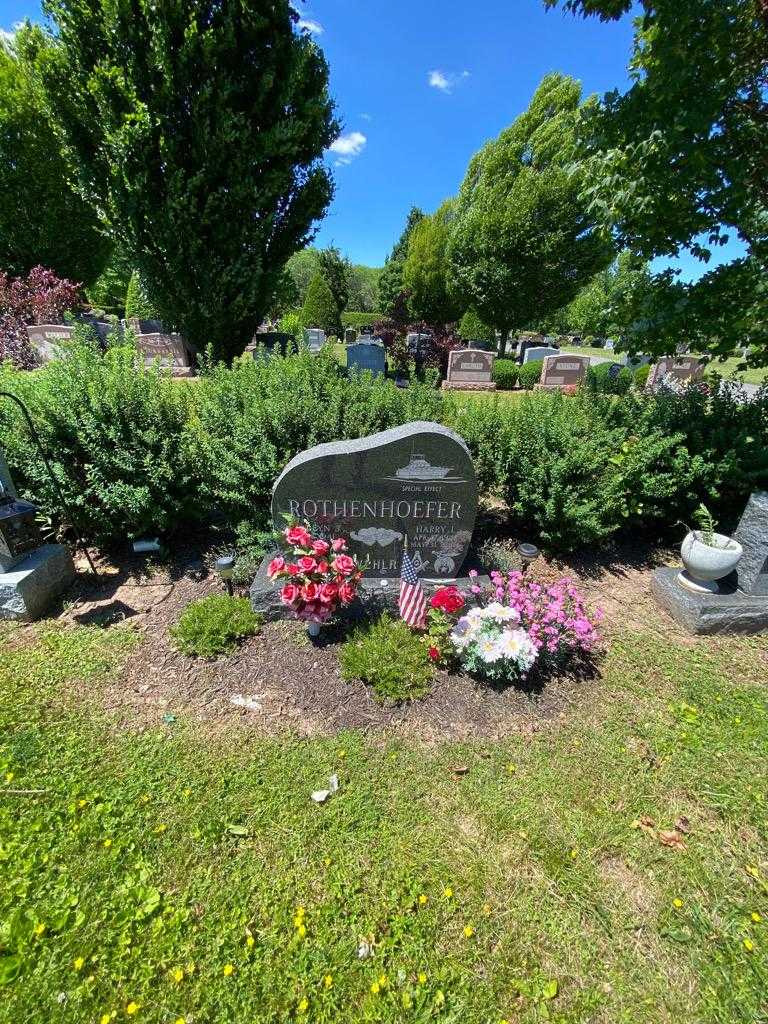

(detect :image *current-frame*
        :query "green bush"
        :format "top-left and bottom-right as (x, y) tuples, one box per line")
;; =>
(278, 311), (302, 342)
(0, 338), (200, 544)
(124, 270), (161, 321)
(586, 361), (634, 395)
(193, 348), (445, 531)
(518, 360), (543, 390)
(493, 358), (519, 390)
(634, 363), (652, 389)
(170, 594), (261, 657)
(341, 311), (381, 330)
(340, 614), (432, 703)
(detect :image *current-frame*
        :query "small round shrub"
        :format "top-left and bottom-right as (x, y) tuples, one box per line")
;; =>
(634, 363), (652, 389)
(587, 361), (633, 395)
(518, 361), (543, 390)
(458, 308), (494, 345)
(171, 594), (261, 658)
(493, 358), (519, 390)
(340, 614), (433, 703)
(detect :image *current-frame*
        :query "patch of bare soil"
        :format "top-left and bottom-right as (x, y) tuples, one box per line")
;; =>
(55, 537), (694, 740)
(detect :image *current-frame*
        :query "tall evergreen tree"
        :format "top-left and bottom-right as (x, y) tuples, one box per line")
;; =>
(300, 271), (338, 334)
(317, 246), (350, 335)
(35, 0), (338, 362)
(378, 207), (425, 316)
(403, 200), (462, 325)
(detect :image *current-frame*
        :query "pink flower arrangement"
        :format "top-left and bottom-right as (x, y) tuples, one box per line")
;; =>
(268, 525), (363, 623)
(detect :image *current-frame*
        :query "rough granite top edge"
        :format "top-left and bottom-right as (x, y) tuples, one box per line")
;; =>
(272, 421), (473, 494)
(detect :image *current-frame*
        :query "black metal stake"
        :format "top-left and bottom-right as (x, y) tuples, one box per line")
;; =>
(0, 390), (98, 576)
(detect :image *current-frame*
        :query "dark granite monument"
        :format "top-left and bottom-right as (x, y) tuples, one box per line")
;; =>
(245, 332), (291, 361)
(347, 339), (386, 377)
(651, 491), (768, 634)
(25, 324), (74, 362)
(443, 349), (496, 391)
(251, 422), (482, 617)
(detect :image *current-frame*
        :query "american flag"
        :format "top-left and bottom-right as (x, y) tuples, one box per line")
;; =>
(399, 548), (427, 628)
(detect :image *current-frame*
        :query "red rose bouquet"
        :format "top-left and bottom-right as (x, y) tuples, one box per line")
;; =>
(267, 524), (363, 624)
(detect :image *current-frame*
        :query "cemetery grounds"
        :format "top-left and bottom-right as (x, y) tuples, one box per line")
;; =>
(1, 534), (766, 1024)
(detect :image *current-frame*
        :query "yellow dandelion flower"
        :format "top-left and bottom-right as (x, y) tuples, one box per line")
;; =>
(378, 974), (388, 987)
(673, 898), (683, 909)
(155, 823), (167, 834)
(246, 935), (255, 949)
(434, 990), (445, 1006)
(103, 839), (113, 849)
(746, 865), (760, 878)
(751, 912), (762, 922)
(743, 938), (754, 952)
(5, 772), (14, 783)
(139, 794), (149, 804)
(297, 997), (309, 1013)
(418, 894), (428, 905)
(223, 963), (234, 976)
(172, 968), (184, 983)
(443, 887), (453, 899)
(295, 905), (306, 918)
(126, 1003), (140, 1016)
(297, 924), (307, 939)
(78, 799), (87, 808)
(34, 923), (46, 937)
(175, 1019), (186, 1024)
(74, 956), (85, 970)
(323, 857), (332, 867)
(339, 749), (347, 758)
(463, 924), (475, 938)
(323, 974), (333, 989)
(506, 764), (516, 773)
(100, 1015), (111, 1024)
(569, 848), (578, 860)
(418, 972), (427, 985)
(370, 981), (380, 995)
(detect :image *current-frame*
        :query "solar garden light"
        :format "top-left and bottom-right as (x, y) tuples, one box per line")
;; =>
(216, 553), (236, 596)
(517, 542), (540, 572)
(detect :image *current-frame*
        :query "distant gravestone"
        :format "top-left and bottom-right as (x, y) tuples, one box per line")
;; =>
(268, 422), (478, 581)
(607, 362), (624, 381)
(344, 328), (357, 345)
(537, 353), (590, 390)
(733, 492), (768, 597)
(406, 332), (431, 354)
(136, 333), (196, 377)
(646, 355), (706, 392)
(25, 324), (74, 362)
(523, 345), (559, 364)
(605, 339), (616, 351)
(443, 349), (496, 391)
(305, 327), (326, 353)
(245, 332), (290, 361)
(126, 317), (164, 335)
(347, 339), (386, 377)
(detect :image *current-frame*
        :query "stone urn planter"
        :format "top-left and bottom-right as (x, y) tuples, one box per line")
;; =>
(679, 530), (743, 594)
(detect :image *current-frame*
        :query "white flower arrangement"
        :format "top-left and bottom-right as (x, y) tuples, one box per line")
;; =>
(449, 603), (538, 683)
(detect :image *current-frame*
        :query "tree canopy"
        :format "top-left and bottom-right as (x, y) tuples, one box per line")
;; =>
(546, 0), (768, 361)
(34, 0), (338, 362)
(447, 73), (612, 353)
(0, 27), (109, 285)
(378, 207), (425, 317)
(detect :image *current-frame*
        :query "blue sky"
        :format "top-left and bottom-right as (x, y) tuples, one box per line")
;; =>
(3, 0), (746, 278)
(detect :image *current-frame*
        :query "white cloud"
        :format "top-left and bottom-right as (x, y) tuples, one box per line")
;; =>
(0, 22), (23, 48)
(428, 69), (471, 94)
(360, 113), (372, 122)
(329, 130), (367, 167)
(298, 18), (323, 34)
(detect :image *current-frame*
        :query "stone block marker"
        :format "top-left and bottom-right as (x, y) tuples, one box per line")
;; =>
(535, 353), (590, 391)
(442, 349), (496, 391)
(651, 491), (768, 634)
(523, 345), (559, 364)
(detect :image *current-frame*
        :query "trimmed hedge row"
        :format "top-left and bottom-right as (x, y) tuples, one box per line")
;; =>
(1, 339), (766, 553)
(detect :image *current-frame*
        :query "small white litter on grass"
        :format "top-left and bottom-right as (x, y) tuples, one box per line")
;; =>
(230, 694), (262, 711)
(311, 773), (340, 804)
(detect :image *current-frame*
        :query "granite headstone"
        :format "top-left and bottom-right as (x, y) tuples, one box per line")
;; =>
(347, 339), (386, 377)
(246, 332), (291, 361)
(733, 492), (768, 596)
(136, 333), (196, 377)
(305, 328), (326, 353)
(25, 324), (74, 362)
(344, 328), (358, 345)
(646, 356), (705, 392)
(443, 349), (496, 391)
(537, 353), (590, 389)
(523, 345), (559, 364)
(271, 422), (478, 580)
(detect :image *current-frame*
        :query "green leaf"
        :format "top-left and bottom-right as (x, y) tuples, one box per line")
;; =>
(0, 955), (23, 986)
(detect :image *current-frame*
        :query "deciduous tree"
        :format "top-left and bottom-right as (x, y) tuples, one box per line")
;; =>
(35, 0), (338, 363)
(403, 201), (462, 325)
(378, 207), (424, 317)
(447, 74), (612, 355)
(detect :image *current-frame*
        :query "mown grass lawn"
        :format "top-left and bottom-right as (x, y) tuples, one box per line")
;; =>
(1, 620), (766, 1023)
